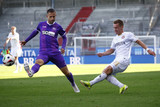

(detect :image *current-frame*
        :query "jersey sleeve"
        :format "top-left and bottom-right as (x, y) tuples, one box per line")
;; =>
(25, 30), (39, 42)
(129, 32), (138, 42)
(58, 26), (65, 36)
(58, 25), (67, 49)
(25, 23), (40, 42)
(36, 22), (41, 32)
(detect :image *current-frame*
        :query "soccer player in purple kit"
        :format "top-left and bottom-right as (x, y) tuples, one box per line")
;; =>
(21, 8), (80, 93)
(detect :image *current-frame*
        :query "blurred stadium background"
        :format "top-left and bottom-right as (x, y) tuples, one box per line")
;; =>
(0, 0), (160, 64)
(0, 1), (160, 107)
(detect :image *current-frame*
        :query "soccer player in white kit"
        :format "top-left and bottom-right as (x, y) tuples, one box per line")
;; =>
(80, 19), (156, 94)
(3, 26), (22, 73)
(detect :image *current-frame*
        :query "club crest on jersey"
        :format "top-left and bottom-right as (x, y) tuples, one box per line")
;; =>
(42, 31), (55, 36)
(121, 35), (125, 39)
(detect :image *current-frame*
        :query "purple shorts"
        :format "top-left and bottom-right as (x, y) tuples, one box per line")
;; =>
(36, 52), (66, 68)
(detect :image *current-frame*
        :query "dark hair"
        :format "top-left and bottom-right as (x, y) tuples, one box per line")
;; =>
(47, 8), (55, 13)
(114, 19), (124, 27)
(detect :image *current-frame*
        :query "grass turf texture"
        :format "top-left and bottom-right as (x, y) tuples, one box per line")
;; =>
(0, 64), (160, 107)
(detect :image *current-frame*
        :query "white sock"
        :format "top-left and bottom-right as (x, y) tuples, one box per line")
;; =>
(90, 72), (107, 86)
(15, 60), (19, 71)
(106, 75), (124, 88)
(19, 64), (23, 72)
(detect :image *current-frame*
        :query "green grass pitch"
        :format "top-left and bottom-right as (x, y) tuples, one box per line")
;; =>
(0, 64), (160, 107)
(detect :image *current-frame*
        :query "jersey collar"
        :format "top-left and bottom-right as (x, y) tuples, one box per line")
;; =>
(117, 32), (124, 36)
(46, 21), (55, 26)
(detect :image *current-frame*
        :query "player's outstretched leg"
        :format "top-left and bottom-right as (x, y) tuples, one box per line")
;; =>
(106, 75), (128, 94)
(80, 72), (107, 89)
(24, 62), (33, 77)
(80, 80), (92, 89)
(119, 85), (128, 94)
(66, 73), (80, 93)
(60, 66), (80, 93)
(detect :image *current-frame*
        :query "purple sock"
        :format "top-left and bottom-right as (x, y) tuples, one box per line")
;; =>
(31, 64), (40, 74)
(66, 73), (75, 86)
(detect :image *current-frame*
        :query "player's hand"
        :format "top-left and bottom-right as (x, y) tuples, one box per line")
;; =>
(147, 50), (156, 56)
(61, 48), (65, 54)
(21, 41), (27, 46)
(97, 53), (104, 57)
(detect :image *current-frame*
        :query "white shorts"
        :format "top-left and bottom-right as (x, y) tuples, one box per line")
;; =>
(10, 47), (22, 57)
(107, 57), (130, 75)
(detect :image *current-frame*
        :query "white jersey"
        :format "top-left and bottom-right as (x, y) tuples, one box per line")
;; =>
(111, 32), (138, 60)
(8, 32), (21, 48)
(7, 32), (22, 57)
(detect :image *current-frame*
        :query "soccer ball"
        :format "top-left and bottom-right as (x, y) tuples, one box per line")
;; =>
(2, 54), (15, 66)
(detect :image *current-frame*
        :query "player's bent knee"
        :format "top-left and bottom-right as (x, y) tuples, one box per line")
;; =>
(103, 66), (113, 75)
(35, 59), (44, 66)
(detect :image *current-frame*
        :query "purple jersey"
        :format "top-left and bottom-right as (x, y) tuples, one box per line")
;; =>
(25, 21), (67, 68)
(36, 21), (66, 54)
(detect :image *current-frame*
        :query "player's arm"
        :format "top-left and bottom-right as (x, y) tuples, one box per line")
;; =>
(97, 48), (115, 57)
(3, 38), (10, 49)
(61, 34), (67, 54)
(59, 26), (67, 54)
(136, 39), (156, 56)
(21, 30), (39, 46)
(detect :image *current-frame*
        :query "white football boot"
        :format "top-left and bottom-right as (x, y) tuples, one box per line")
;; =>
(24, 62), (33, 77)
(72, 82), (80, 93)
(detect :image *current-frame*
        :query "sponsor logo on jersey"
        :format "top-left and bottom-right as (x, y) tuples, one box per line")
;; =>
(42, 31), (55, 36)
(115, 41), (126, 47)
